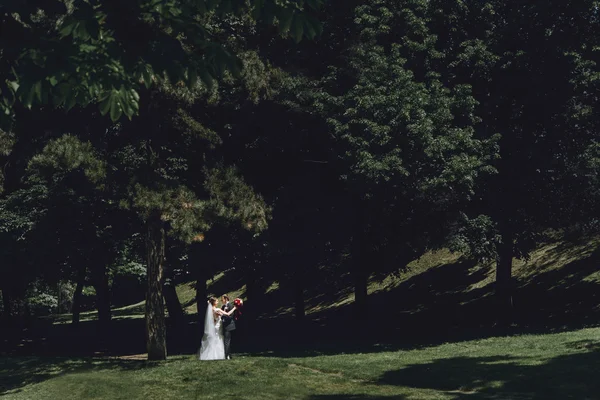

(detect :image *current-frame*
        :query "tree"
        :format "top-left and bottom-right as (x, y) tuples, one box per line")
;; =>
(426, 0), (600, 323)
(288, 0), (497, 316)
(0, 184), (48, 323)
(107, 80), (269, 359)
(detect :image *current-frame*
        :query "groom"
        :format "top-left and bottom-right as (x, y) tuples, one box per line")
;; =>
(221, 294), (236, 360)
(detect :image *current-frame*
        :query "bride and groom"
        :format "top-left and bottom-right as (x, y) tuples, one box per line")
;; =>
(199, 295), (237, 360)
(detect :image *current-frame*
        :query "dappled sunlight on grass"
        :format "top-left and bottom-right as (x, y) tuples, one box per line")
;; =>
(175, 282), (197, 313)
(265, 281), (279, 293)
(517, 239), (600, 280)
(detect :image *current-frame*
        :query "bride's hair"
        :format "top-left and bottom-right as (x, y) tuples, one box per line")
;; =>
(207, 296), (217, 306)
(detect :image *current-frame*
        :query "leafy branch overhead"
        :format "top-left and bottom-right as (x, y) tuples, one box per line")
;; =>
(0, 0), (325, 127)
(125, 165), (270, 244)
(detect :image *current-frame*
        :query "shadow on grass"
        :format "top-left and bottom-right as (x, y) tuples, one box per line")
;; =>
(377, 349), (600, 400)
(563, 339), (600, 351)
(511, 246), (600, 329)
(309, 396), (407, 400)
(0, 317), (147, 358)
(0, 355), (162, 396)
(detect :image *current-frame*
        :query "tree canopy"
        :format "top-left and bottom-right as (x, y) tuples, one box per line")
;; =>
(0, 0), (323, 129)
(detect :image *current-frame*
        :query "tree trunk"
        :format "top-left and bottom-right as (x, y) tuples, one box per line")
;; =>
(294, 279), (305, 321)
(93, 264), (111, 328)
(71, 281), (84, 326)
(146, 214), (167, 360)
(245, 270), (260, 320)
(353, 266), (368, 317)
(496, 230), (514, 326)
(352, 228), (369, 319)
(163, 243), (185, 326)
(195, 273), (207, 321)
(2, 288), (11, 322)
(57, 282), (62, 315)
(163, 281), (184, 326)
(71, 266), (86, 326)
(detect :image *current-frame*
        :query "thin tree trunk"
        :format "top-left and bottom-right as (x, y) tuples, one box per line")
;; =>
(353, 266), (368, 317)
(352, 228), (369, 319)
(93, 264), (111, 328)
(294, 279), (305, 321)
(245, 270), (259, 320)
(146, 214), (167, 360)
(163, 243), (185, 325)
(71, 281), (84, 326)
(351, 197), (370, 319)
(496, 230), (514, 326)
(2, 288), (11, 322)
(192, 242), (208, 327)
(57, 282), (62, 315)
(163, 281), (184, 326)
(71, 266), (86, 326)
(195, 268), (207, 327)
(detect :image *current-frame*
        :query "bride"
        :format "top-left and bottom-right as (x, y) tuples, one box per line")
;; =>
(199, 296), (236, 360)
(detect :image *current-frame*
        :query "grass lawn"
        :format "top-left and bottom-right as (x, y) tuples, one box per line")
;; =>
(3, 326), (600, 400)
(4, 237), (600, 399)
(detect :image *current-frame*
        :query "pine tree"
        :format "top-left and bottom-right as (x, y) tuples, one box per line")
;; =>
(109, 81), (269, 359)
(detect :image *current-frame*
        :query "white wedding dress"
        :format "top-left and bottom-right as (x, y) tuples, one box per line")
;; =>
(199, 303), (225, 360)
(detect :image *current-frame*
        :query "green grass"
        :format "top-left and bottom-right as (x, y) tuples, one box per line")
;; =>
(3, 326), (600, 399)
(3, 237), (600, 398)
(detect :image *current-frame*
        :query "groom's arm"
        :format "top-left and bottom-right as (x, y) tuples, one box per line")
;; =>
(222, 307), (236, 316)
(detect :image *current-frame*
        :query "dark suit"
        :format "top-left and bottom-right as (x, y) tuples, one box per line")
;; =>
(221, 301), (236, 359)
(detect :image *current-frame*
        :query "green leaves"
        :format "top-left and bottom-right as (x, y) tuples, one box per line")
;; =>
(275, 8), (323, 42)
(59, 1), (101, 41)
(135, 63), (155, 90)
(323, 1), (496, 207)
(27, 135), (107, 186)
(2, 0), (325, 128)
(54, 83), (78, 111)
(204, 166), (270, 233)
(99, 87), (140, 122)
(15, 81), (41, 109)
(131, 183), (214, 243)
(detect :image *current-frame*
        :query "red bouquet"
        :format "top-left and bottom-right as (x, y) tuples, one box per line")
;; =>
(233, 298), (243, 320)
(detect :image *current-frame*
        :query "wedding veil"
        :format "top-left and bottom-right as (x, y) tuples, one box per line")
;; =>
(203, 302), (216, 338)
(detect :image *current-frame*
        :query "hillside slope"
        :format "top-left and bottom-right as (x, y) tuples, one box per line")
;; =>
(188, 237), (600, 331)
